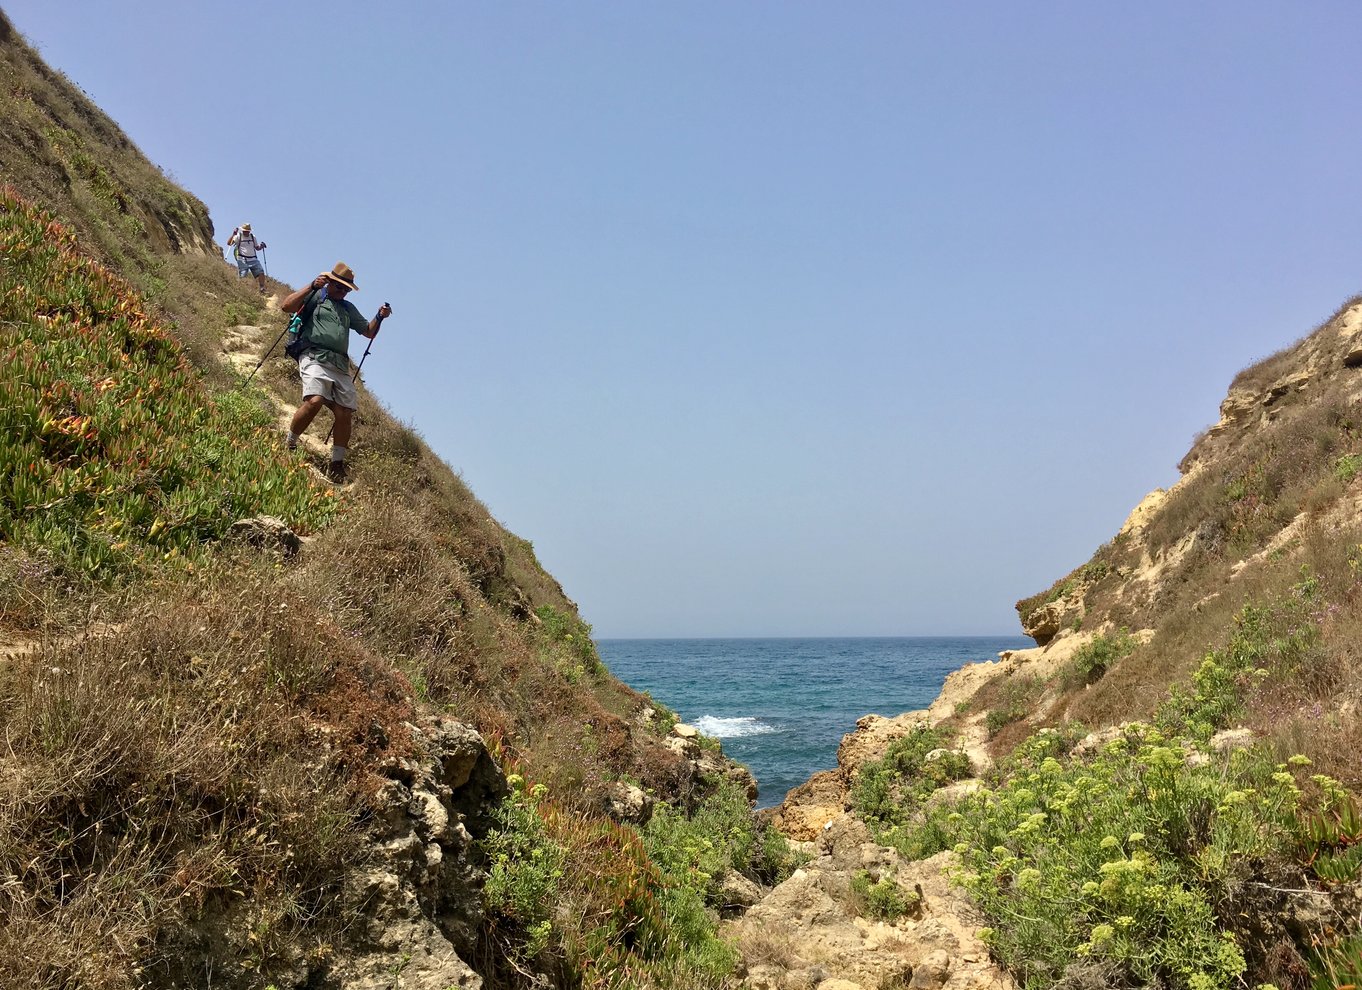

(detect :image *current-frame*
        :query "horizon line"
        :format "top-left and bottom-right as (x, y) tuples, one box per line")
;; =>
(595, 633), (1030, 642)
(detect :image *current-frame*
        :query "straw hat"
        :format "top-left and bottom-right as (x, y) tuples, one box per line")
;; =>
(326, 262), (359, 292)
(241, 222), (251, 231)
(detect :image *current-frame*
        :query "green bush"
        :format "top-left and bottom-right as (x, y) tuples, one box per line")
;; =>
(643, 778), (795, 893)
(480, 773), (792, 987)
(985, 705), (1026, 738)
(1158, 574), (1320, 739)
(638, 778), (799, 981)
(910, 728), (1315, 989)
(535, 604), (603, 681)
(851, 727), (972, 833)
(482, 775), (566, 960)
(1068, 629), (1138, 686)
(850, 868), (919, 920)
(223, 299), (262, 326)
(1333, 453), (1362, 483)
(882, 572), (1362, 988)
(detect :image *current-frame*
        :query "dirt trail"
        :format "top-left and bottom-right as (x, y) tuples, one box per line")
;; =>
(0, 622), (123, 668)
(218, 293), (335, 461)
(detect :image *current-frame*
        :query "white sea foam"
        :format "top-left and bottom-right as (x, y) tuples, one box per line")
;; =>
(694, 715), (777, 739)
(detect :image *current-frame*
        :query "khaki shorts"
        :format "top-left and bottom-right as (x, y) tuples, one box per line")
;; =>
(299, 352), (358, 410)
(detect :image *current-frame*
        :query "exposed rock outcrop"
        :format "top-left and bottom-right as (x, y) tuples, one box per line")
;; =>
(602, 780), (655, 825)
(728, 835), (1011, 990)
(666, 721), (760, 805)
(228, 514), (301, 558)
(319, 717), (506, 989)
(754, 295), (1362, 989)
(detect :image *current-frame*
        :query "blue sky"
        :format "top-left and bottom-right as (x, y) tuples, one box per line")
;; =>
(9, 2), (1362, 637)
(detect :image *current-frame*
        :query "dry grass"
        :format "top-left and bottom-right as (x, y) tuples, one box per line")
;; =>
(1054, 519), (1362, 796)
(0, 12), (780, 988)
(0, 14), (216, 275)
(1147, 393), (1362, 558)
(1227, 294), (1360, 396)
(734, 923), (803, 969)
(0, 568), (418, 987)
(1226, 332), (1314, 397)
(1001, 323), (1362, 805)
(1242, 524), (1362, 791)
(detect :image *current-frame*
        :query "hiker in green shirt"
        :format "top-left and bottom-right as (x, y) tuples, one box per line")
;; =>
(280, 261), (393, 483)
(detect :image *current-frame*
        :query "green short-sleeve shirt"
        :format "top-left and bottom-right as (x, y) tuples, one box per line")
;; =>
(302, 290), (369, 371)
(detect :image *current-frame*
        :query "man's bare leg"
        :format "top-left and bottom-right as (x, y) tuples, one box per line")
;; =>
(289, 395), (328, 439)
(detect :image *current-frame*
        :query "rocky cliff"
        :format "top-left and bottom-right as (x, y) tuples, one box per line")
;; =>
(752, 299), (1362, 988)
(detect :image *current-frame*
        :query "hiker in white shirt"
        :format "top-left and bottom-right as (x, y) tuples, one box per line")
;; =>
(227, 223), (268, 294)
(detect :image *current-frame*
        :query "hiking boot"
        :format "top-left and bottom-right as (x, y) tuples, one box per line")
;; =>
(325, 460), (349, 484)
(283, 431), (298, 451)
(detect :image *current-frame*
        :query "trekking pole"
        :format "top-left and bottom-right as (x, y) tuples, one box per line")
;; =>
(324, 303), (389, 443)
(239, 323), (289, 388)
(260, 249), (268, 277)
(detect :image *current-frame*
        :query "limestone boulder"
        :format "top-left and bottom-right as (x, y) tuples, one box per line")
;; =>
(602, 781), (655, 825)
(837, 711), (930, 781)
(716, 869), (765, 916)
(1021, 595), (1082, 647)
(728, 851), (1012, 990)
(922, 778), (987, 814)
(228, 514), (301, 558)
(769, 769), (845, 841)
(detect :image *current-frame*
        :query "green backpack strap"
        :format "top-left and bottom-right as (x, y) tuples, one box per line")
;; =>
(285, 286), (328, 360)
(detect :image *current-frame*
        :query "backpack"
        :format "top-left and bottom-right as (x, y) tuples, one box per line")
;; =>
(232, 229), (257, 259)
(284, 286), (327, 361)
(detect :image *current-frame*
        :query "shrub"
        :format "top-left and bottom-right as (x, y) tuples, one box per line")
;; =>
(981, 675), (1043, 739)
(222, 299), (262, 326)
(1067, 629), (1138, 686)
(909, 728), (1316, 989)
(535, 604), (604, 681)
(851, 727), (972, 833)
(985, 705), (1025, 738)
(479, 772), (788, 989)
(482, 776), (568, 961)
(1334, 452), (1362, 483)
(643, 778), (795, 893)
(1158, 574), (1321, 739)
(887, 567), (1362, 990)
(850, 868), (919, 920)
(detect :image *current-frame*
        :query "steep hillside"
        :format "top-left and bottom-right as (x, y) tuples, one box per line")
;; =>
(763, 305), (1362, 989)
(1005, 299), (1362, 776)
(0, 15), (793, 989)
(0, 14), (215, 265)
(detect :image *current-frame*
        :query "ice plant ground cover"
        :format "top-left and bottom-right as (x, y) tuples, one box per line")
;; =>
(0, 186), (333, 585)
(0, 179), (801, 987)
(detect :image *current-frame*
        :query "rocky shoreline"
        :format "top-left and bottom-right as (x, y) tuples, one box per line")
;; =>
(729, 649), (1025, 990)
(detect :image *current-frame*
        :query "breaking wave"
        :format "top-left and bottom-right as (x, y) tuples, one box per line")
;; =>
(693, 715), (778, 739)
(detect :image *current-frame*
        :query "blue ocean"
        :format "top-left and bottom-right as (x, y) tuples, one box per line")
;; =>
(597, 637), (1031, 808)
